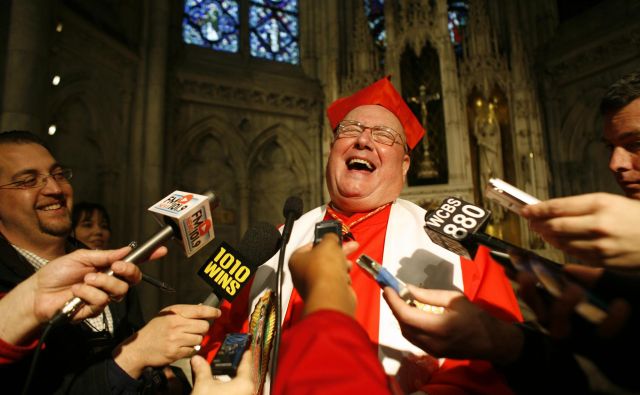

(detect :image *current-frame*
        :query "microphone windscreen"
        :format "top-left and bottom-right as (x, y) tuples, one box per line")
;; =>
(238, 221), (282, 267)
(197, 222), (282, 303)
(283, 196), (303, 220)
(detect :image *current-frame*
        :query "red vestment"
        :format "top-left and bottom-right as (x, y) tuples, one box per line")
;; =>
(201, 202), (522, 394)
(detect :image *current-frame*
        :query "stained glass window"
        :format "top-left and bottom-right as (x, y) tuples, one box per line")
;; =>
(364, 0), (386, 51)
(249, 0), (299, 64)
(183, 0), (240, 53)
(447, 0), (469, 56)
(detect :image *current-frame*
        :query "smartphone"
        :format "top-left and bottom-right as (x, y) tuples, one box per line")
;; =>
(314, 219), (343, 245)
(356, 254), (444, 314)
(211, 333), (251, 377)
(485, 178), (541, 215)
(491, 249), (608, 325)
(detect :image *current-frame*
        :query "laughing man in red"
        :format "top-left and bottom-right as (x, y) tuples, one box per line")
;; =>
(203, 76), (522, 394)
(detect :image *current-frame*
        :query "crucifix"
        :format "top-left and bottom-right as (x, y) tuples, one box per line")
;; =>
(408, 84), (441, 179)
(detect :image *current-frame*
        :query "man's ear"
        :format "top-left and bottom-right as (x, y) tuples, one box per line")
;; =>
(402, 153), (410, 177)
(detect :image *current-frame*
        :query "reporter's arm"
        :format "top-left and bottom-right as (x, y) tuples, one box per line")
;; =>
(384, 285), (590, 394)
(522, 193), (640, 267)
(0, 247), (147, 346)
(113, 304), (220, 379)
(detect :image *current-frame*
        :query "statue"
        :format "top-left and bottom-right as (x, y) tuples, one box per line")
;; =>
(473, 99), (505, 235)
(408, 84), (440, 179)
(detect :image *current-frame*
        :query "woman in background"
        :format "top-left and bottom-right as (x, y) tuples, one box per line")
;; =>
(72, 202), (111, 250)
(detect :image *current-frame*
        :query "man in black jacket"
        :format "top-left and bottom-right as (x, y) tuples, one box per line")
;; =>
(0, 131), (218, 394)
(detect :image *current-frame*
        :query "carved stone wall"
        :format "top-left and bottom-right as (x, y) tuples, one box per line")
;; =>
(387, 0), (474, 206)
(539, 0), (640, 198)
(162, 66), (322, 304)
(45, 6), (138, 248)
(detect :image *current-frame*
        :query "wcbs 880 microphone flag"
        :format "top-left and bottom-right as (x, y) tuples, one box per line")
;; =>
(424, 197), (491, 259)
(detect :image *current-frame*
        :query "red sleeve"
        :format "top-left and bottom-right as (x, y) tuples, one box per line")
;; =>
(274, 310), (391, 395)
(0, 337), (38, 365)
(422, 245), (523, 395)
(462, 245), (523, 323)
(198, 279), (253, 362)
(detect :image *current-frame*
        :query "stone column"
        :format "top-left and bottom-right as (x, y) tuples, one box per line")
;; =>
(0, 0), (52, 132)
(138, 0), (169, 318)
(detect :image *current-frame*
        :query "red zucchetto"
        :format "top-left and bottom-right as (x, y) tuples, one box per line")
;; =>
(326, 75), (425, 150)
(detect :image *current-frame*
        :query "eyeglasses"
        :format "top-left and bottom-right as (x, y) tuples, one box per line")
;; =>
(0, 168), (73, 190)
(336, 120), (407, 150)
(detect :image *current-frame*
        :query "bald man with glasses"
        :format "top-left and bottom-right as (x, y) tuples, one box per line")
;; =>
(202, 77), (524, 394)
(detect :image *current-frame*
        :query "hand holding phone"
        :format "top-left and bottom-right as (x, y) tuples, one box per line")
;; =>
(314, 220), (342, 245)
(211, 333), (251, 377)
(356, 254), (444, 314)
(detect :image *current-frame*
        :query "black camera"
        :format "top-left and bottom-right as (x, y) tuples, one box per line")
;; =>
(210, 333), (251, 377)
(313, 219), (343, 245)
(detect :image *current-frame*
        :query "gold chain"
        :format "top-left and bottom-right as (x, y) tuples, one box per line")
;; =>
(326, 202), (391, 241)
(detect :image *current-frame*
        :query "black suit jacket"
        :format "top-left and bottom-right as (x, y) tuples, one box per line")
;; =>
(0, 235), (145, 395)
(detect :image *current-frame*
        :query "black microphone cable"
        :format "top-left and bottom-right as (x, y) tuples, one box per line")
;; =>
(271, 196), (303, 382)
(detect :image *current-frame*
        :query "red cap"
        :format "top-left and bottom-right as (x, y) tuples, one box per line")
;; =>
(326, 76), (425, 150)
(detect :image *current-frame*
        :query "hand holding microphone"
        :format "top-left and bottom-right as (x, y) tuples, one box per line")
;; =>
(0, 247), (156, 347)
(112, 304), (221, 379)
(51, 190), (218, 326)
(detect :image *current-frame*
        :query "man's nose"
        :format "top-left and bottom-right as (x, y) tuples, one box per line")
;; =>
(40, 175), (64, 194)
(609, 147), (632, 173)
(354, 128), (375, 149)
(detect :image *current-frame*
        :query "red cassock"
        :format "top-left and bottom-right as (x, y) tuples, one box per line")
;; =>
(201, 200), (522, 394)
(274, 309), (391, 395)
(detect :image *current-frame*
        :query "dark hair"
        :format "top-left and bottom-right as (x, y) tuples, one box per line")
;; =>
(0, 130), (51, 152)
(600, 71), (640, 115)
(72, 202), (111, 231)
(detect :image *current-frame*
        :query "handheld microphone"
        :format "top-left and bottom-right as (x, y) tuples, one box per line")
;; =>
(281, 196), (303, 245)
(424, 197), (609, 324)
(423, 196), (521, 259)
(272, 196), (303, 379)
(50, 190), (218, 326)
(199, 222), (282, 307)
(148, 190), (218, 257)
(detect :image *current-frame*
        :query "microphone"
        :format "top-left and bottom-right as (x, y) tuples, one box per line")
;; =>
(199, 222), (282, 307)
(50, 190), (218, 326)
(424, 197), (609, 324)
(148, 190), (218, 257)
(272, 196), (303, 379)
(281, 196), (303, 245)
(423, 196), (520, 259)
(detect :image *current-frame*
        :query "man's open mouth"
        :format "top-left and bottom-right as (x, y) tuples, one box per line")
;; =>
(39, 203), (63, 211)
(347, 158), (376, 172)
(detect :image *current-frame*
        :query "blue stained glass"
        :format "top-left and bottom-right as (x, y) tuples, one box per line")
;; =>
(250, 0), (300, 64)
(447, 0), (469, 56)
(183, 0), (240, 53)
(364, 0), (386, 50)
(251, 0), (297, 13)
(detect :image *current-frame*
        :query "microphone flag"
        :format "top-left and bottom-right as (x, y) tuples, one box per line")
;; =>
(197, 241), (255, 302)
(148, 190), (215, 257)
